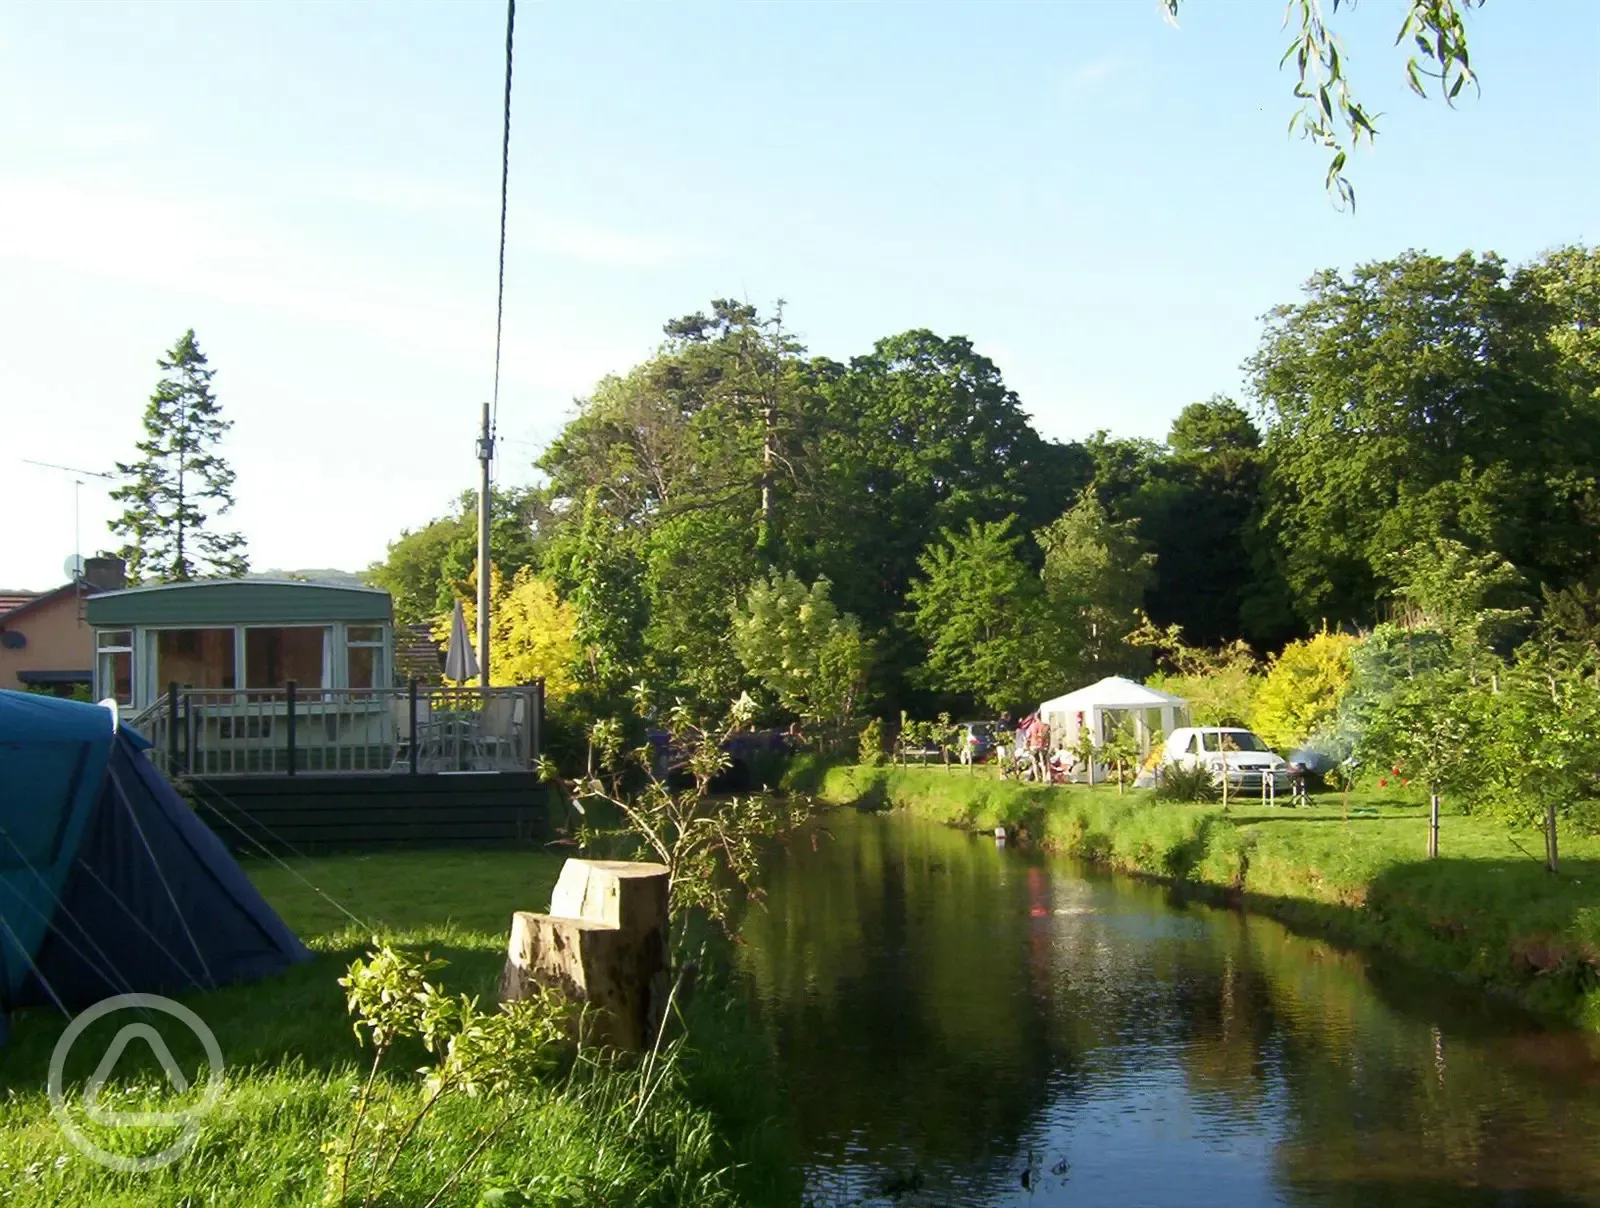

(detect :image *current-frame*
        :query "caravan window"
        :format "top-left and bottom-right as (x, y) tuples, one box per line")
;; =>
(347, 625), (385, 692)
(244, 627), (327, 691)
(155, 628), (236, 692)
(96, 630), (133, 706)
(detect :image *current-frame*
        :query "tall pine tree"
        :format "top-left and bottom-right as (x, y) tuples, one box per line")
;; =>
(110, 330), (248, 583)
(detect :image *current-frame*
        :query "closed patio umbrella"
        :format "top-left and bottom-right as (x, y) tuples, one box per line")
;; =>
(443, 600), (480, 683)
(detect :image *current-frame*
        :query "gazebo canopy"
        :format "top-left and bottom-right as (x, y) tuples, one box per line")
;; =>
(1037, 676), (1187, 716)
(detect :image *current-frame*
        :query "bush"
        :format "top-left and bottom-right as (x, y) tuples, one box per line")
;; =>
(1152, 762), (1218, 803)
(858, 718), (885, 766)
(1251, 630), (1359, 750)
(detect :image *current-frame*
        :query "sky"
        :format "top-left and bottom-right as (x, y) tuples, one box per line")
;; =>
(0, 1), (1595, 590)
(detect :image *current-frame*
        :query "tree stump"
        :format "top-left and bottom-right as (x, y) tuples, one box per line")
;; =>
(498, 859), (669, 1051)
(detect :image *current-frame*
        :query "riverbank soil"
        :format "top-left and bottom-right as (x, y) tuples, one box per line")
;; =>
(0, 849), (799, 1206)
(793, 760), (1600, 1030)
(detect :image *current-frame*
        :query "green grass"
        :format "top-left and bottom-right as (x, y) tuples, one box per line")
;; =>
(0, 849), (801, 1207)
(796, 759), (1600, 1030)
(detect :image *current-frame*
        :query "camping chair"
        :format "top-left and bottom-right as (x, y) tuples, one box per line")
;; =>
(476, 694), (527, 770)
(390, 694), (445, 772)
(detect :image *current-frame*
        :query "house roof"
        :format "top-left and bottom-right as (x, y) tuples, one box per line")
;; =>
(86, 579), (393, 627)
(0, 591), (42, 615)
(0, 583), (83, 625)
(1038, 675), (1188, 714)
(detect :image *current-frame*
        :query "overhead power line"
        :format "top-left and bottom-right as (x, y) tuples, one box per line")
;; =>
(490, 0), (516, 444)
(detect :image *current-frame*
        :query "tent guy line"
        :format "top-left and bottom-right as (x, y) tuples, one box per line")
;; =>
(181, 780), (374, 934)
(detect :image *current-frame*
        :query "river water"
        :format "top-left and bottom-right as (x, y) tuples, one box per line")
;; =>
(735, 810), (1600, 1208)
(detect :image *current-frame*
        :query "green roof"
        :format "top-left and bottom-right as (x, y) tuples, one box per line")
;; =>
(86, 580), (392, 627)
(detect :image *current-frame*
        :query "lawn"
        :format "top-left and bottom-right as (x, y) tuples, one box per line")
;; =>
(0, 849), (798, 1207)
(796, 760), (1600, 1030)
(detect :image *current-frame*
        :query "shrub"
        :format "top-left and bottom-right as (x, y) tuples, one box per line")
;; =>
(858, 718), (885, 767)
(1251, 630), (1358, 749)
(1152, 762), (1218, 803)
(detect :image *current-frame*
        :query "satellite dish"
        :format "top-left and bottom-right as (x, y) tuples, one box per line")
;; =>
(63, 554), (86, 580)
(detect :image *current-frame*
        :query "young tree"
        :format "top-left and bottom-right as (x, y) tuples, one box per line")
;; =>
(1359, 666), (1483, 859)
(1036, 487), (1156, 679)
(1481, 652), (1600, 873)
(437, 564), (579, 698)
(110, 330), (248, 582)
(730, 572), (869, 737)
(904, 517), (1059, 714)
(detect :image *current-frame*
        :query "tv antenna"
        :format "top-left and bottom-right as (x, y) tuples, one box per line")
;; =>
(21, 458), (116, 583)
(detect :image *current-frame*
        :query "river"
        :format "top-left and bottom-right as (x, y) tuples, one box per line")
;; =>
(735, 809), (1600, 1207)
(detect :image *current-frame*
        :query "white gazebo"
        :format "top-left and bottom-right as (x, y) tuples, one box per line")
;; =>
(1036, 676), (1189, 780)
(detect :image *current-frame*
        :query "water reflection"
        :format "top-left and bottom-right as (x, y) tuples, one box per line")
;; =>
(736, 810), (1600, 1207)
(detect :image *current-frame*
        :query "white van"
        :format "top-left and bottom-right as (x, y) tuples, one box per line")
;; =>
(1162, 727), (1289, 792)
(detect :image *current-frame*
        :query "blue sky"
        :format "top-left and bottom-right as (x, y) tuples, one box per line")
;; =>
(1, 1), (1595, 589)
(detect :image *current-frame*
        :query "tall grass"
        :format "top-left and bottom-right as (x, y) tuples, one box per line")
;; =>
(0, 850), (801, 1207)
(809, 763), (1600, 1030)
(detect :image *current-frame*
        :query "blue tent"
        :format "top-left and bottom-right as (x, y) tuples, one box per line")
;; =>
(0, 691), (309, 1040)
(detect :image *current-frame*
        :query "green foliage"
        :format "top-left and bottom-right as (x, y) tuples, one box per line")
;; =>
(904, 516), (1058, 714)
(731, 572), (868, 732)
(110, 329), (248, 583)
(1163, 0), (1483, 209)
(366, 488), (541, 627)
(1252, 249), (1600, 628)
(1132, 614), (1262, 726)
(1098, 718), (1143, 794)
(1153, 762), (1219, 804)
(560, 490), (648, 715)
(1037, 486), (1156, 680)
(329, 945), (576, 1205)
(857, 717), (885, 767)
(1478, 657), (1600, 839)
(1251, 630), (1358, 750)
(1356, 666), (1484, 847)
(542, 691), (806, 930)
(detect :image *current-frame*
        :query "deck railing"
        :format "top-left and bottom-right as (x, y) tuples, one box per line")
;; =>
(129, 680), (544, 778)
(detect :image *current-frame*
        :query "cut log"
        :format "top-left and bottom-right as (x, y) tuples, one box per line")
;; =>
(498, 859), (669, 1051)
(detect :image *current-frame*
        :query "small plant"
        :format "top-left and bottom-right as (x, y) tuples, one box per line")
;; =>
(327, 945), (577, 1207)
(858, 717), (885, 767)
(1153, 762), (1219, 803)
(1100, 719), (1143, 794)
(540, 688), (806, 932)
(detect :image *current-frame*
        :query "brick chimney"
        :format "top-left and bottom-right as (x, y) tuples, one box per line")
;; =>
(82, 556), (127, 593)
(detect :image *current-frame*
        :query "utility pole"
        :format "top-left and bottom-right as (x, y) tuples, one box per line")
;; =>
(474, 403), (494, 689)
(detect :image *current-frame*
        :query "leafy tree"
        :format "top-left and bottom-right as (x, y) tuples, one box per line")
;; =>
(904, 516), (1058, 715)
(731, 572), (869, 734)
(1359, 665), (1483, 858)
(798, 332), (1090, 690)
(1251, 631), (1358, 750)
(642, 508), (757, 715)
(110, 330), (248, 582)
(436, 565), (579, 698)
(1384, 536), (1529, 678)
(367, 487), (541, 627)
(1129, 613), (1262, 727)
(1036, 487), (1156, 679)
(558, 490), (648, 714)
(1481, 635), (1600, 871)
(1251, 250), (1598, 627)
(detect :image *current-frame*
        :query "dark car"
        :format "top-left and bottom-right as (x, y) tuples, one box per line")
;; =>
(957, 721), (997, 762)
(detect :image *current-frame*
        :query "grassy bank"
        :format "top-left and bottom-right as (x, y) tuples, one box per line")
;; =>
(790, 759), (1600, 1030)
(0, 850), (800, 1207)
